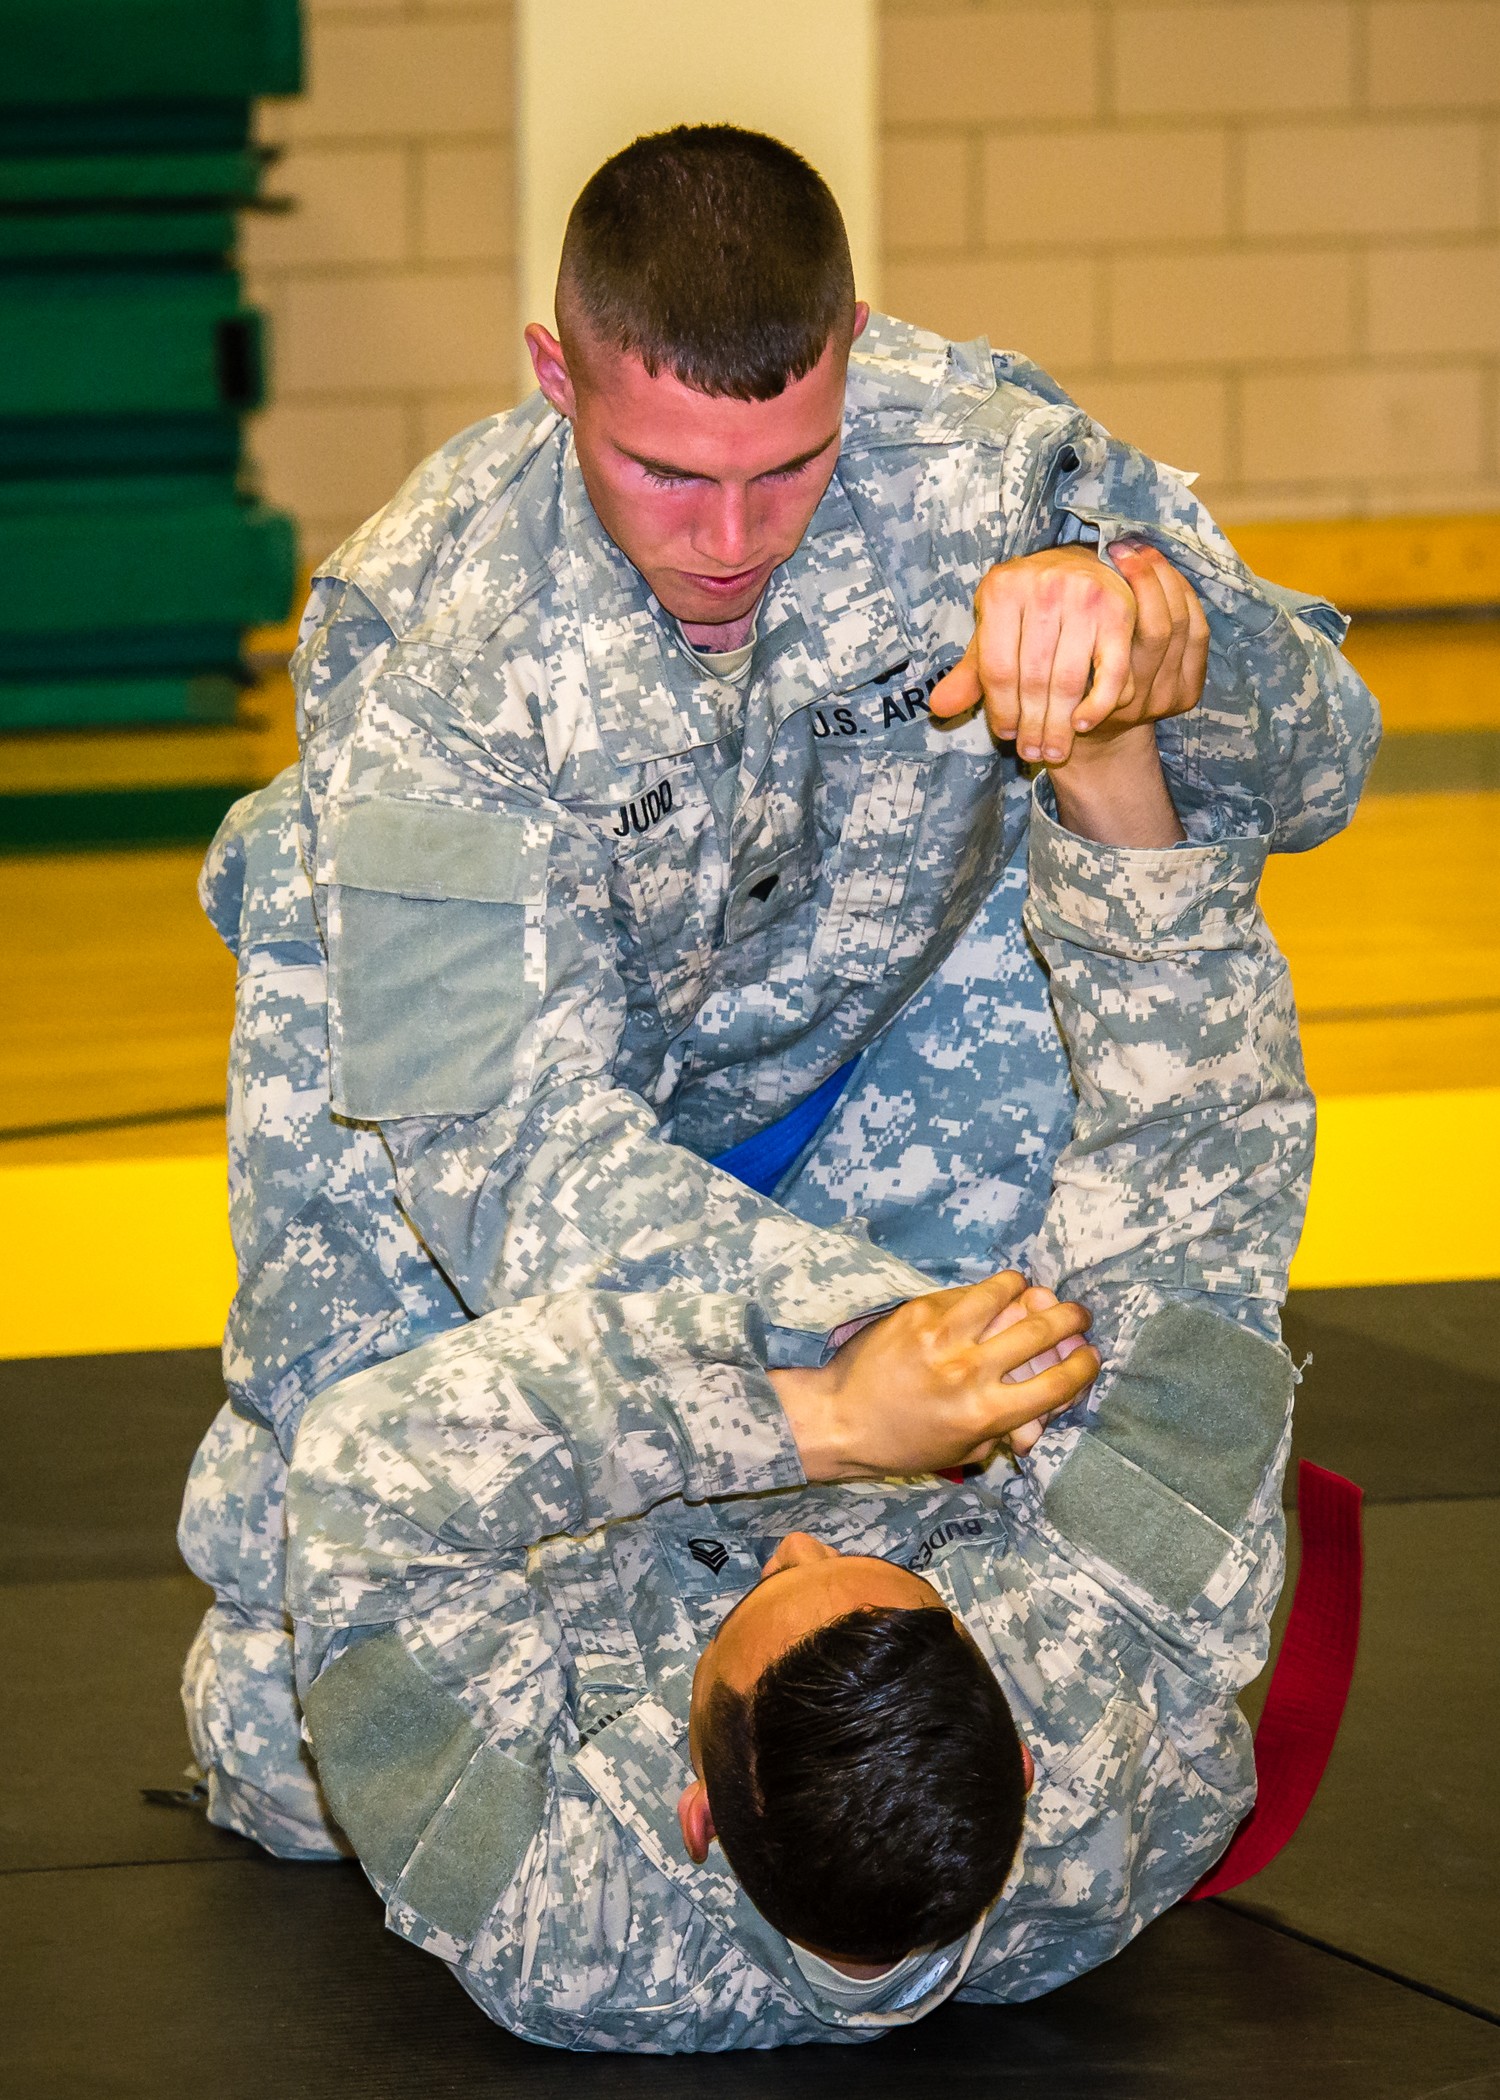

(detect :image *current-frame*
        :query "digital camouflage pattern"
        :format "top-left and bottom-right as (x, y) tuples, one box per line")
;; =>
(193, 311), (1373, 1439)
(266, 785), (1313, 2049)
(176, 309), (1369, 2023)
(287, 310), (1369, 1328)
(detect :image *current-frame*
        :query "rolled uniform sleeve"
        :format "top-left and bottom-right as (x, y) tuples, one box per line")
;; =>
(1015, 780), (1313, 1679)
(1039, 415), (1381, 854)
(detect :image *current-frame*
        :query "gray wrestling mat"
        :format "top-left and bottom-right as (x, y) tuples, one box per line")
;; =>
(3, 1286), (1498, 2094)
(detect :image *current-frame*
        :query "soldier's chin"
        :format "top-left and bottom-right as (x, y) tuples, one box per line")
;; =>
(657, 567), (768, 626)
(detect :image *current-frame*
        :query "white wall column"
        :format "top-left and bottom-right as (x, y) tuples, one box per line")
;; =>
(516, 0), (876, 376)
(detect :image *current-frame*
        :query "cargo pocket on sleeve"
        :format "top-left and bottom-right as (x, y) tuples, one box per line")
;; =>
(324, 798), (552, 1121)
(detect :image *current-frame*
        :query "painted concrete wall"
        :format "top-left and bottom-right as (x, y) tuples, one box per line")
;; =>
(247, 0), (1500, 559)
(882, 0), (1500, 522)
(247, 0), (518, 565)
(516, 0), (876, 368)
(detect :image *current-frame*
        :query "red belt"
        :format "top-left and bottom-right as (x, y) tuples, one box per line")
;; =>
(1188, 1460), (1365, 1900)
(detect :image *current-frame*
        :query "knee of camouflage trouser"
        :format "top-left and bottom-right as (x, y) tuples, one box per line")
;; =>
(182, 1603), (350, 1861)
(178, 1400), (291, 1614)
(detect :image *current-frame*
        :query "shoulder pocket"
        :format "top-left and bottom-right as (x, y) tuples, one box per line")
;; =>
(305, 1628), (547, 1953)
(1042, 1303), (1292, 1616)
(325, 798), (552, 1120)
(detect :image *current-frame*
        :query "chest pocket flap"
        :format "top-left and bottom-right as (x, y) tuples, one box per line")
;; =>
(609, 772), (724, 1034)
(325, 797), (552, 1121)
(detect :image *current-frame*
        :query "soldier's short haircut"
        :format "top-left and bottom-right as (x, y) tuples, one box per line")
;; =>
(556, 125), (856, 401)
(701, 1607), (1027, 1964)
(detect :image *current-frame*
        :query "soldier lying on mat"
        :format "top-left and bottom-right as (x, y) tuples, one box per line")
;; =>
(249, 741), (1313, 2053)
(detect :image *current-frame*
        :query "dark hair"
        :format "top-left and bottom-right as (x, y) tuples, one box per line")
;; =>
(556, 124), (856, 400)
(701, 1607), (1027, 1965)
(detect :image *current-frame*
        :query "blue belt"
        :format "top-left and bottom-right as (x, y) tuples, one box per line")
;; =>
(709, 1057), (858, 1197)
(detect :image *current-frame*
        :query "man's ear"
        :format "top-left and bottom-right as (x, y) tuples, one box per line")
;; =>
(1020, 1741), (1035, 1792)
(852, 301), (870, 341)
(524, 323), (577, 420)
(676, 1779), (717, 1864)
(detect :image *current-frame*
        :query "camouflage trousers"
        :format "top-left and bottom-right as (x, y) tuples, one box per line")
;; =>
(178, 830), (1075, 1859)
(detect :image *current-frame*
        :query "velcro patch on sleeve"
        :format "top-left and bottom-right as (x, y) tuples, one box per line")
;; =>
(304, 1629), (480, 1888)
(396, 1741), (548, 1945)
(329, 797), (549, 904)
(304, 1630), (547, 1946)
(1042, 1302), (1293, 1614)
(324, 801), (552, 1119)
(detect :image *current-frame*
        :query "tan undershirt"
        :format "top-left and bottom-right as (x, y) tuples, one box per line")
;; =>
(789, 1934), (967, 2008)
(675, 618), (758, 685)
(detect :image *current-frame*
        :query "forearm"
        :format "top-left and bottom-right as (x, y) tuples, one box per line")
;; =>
(1023, 780), (1314, 1361)
(286, 1284), (809, 1628)
(1047, 721), (1186, 848)
(382, 1073), (935, 1345)
(1011, 783), (1308, 1670)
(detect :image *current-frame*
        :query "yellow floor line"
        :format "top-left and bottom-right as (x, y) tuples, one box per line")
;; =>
(1229, 512), (1500, 610)
(1293, 1087), (1500, 1290)
(1, 1087), (1496, 1360)
(1, 1154), (235, 1359)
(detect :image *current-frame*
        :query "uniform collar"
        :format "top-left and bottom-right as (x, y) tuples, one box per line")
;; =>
(572, 1693), (983, 2029)
(561, 443), (746, 769)
(561, 439), (913, 772)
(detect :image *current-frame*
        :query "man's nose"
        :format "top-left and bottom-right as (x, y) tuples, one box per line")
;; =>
(695, 485), (753, 569)
(765, 1530), (836, 1574)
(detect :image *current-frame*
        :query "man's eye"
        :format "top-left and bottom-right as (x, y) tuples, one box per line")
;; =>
(642, 468), (691, 489)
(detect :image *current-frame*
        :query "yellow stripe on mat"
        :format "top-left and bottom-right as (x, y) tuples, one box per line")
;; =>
(1, 1153), (235, 1359)
(1, 1089), (1496, 1359)
(1293, 1087), (1500, 1290)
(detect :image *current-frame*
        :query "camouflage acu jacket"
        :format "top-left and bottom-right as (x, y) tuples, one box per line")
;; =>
(290, 311), (1373, 1332)
(284, 789), (1312, 2052)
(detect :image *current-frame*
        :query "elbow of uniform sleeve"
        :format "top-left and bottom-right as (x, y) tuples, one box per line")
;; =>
(642, 1292), (808, 1501)
(1030, 1302), (1296, 1654)
(1023, 774), (1273, 960)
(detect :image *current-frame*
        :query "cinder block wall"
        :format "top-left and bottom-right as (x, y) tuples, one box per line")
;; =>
(246, 0), (517, 564)
(882, 0), (1500, 521)
(248, 0), (1498, 561)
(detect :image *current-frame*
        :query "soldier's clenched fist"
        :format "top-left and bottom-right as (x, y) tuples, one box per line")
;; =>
(929, 540), (1210, 766)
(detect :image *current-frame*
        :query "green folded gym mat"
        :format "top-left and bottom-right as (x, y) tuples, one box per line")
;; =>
(3, 0), (300, 107)
(0, 270), (265, 420)
(0, 149), (266, 206)
(0, 212), (240, 265)
(0, 415), (242, 480)
(0, 674), (241, 732)
(0, 495), (295, 653)
(0, 0), (302, 757)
